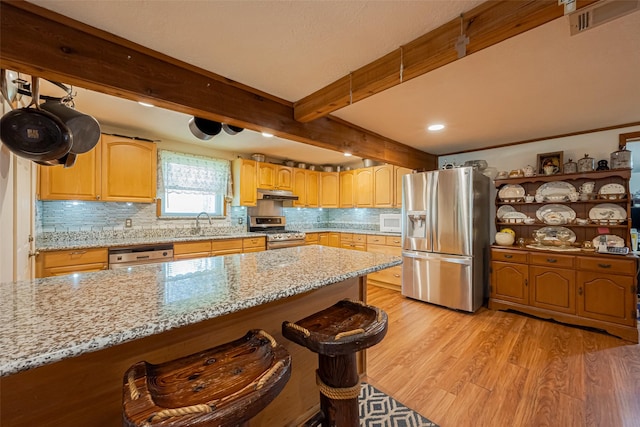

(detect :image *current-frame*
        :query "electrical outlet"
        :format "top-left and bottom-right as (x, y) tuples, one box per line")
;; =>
(238, 217), (243, 225)
(125, 218), (132, 228)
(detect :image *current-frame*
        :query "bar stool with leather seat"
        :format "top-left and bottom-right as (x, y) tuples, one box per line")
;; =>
(122, 329), (291, 427)
(282, 299), (388, 427)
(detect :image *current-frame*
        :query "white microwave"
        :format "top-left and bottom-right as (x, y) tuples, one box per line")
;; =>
(379, 214), (402, 233)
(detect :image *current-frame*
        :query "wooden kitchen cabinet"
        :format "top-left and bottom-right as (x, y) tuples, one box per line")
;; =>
(242, 236), (266, 253)
(256, 163), (293, 191)
(395, 166), (413, 207)
(366, 234), (402, 291)
(101, 135), (157, 202)
(232, 158), (257, 207)
(38, 135), (156, 202)
(304, 232), (319, 245)
(36, 248), (108, 278)
(373, 165), (393, 207)
(173, 241), (212, 260)
(318, 232), (341, 247)
(293, 169), (319, 207)
(38, 147), (101, 201)
(340, 233), (367, 251)
(339, 170), (355, 208)
(320, 172), (339, 208)
(212, 238), (244, 256)
(355, 167), (373, 207)
(490, 247), (638, 342)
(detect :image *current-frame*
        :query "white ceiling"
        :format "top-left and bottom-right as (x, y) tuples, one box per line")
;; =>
(23, 0), (640, 165)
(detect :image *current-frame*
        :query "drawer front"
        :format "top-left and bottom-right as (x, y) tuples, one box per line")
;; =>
(243, 237), (266, 249)
(173, 252), (210, 261)
(214, 239), (243, 252)
(367, 244), (401, 257)
(42, 263), (108, 278)
(529, 253), (575, 268)
(42, 248), (108, 268)
(369, 265), (402, 286)
(577, 256), (636, 276)
(353, 234), (367, 243)
(366, 235), (386, 245)
(174, 241), (211, 255)
(491, 249), (527, 263)
(385, 236), (402, 246)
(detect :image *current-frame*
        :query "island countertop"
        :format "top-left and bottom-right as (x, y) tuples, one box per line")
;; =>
(0, 245), (401, 377)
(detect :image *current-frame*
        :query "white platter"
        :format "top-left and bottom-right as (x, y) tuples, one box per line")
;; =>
(535, 181), (576, 201)
(591, 234), (625, 248)
(535, 226), (576, 243)
(498, 184), (525, 201)
(496, 205), (516, 219)
(598, 183), (625, 195)
(588, 204), (626, 224)
(536, 204), (576, 225)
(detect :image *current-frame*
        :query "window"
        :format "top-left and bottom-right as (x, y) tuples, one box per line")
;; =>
(158, 150), (231, 217)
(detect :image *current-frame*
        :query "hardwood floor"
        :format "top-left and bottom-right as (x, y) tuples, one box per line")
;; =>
(364, 286), (640, 427)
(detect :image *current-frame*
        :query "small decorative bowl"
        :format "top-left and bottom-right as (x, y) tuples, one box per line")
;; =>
(495, 232), (515, 246)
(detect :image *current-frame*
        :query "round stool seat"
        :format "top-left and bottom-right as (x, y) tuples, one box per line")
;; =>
(282, 299), (388, 356)
(122, 329), (291, 427)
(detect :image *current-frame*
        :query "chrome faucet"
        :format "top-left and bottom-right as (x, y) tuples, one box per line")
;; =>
(195, 212), (212, 230)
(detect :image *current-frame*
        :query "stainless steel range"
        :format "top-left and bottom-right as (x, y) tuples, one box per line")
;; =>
(248, 216), (306, 250)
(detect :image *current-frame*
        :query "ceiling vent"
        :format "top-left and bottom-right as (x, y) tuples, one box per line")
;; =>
(569, 0), (640, 35)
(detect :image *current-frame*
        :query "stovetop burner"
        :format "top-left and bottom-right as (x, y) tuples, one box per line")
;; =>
(248, 216), (306, 242)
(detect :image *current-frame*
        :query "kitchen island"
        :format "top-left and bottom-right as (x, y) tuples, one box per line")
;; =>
(0, 246), (401, 426)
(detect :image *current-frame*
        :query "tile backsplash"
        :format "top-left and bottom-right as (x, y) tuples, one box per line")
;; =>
(36, 200), (400, 244)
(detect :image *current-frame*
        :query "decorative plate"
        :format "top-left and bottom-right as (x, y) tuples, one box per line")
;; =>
(535, 226), (576, 244)
(588, 204), (627, 224)
(598, 183), (625, 195)
(591, 234), (625, 248)
(498, 184), (525, 201)
(497, 205), (516, 219)
(535, 181), (576, 199)
(536, 204), (576, 224)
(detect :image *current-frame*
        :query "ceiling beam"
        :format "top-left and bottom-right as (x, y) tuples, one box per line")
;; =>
(294, 0), (598, 123)
(0, 1), (436, 170)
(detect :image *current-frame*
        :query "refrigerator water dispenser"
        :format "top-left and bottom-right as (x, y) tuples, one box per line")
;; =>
(406, 211), (427, 238)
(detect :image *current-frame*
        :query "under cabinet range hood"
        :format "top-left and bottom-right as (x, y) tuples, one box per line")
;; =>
(257, 188), (299, 201)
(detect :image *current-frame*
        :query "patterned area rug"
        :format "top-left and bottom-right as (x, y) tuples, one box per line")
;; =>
(360, 383), (438, 427)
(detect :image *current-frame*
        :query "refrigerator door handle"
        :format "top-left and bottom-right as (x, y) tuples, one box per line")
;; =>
(402, 251), (471, 265)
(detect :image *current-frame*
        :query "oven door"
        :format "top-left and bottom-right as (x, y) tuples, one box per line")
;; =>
(267, 239), (306, 250)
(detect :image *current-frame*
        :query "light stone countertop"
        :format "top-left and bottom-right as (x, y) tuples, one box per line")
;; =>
(0, 245), (401, 377)
(36, 229), (400, 251)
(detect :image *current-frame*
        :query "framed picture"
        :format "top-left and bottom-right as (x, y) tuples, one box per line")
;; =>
(537, 151), (563, 175)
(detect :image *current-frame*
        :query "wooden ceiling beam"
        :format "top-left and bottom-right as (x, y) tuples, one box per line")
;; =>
(294, 0), (598, 123)
(0, 1), (436, 170)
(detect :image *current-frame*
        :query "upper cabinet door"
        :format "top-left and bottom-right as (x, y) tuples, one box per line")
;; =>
(373, 165), (393, 207)
(276, 166), (293, 191)
(306, 171), (319, 207)
(232, 158), (257, 206)
(355, 167), (373, 207)
(394, 166), (413, 207)
(100, 134), (157, 202)
(320, 172), (339, 208)
(38, 142), (101, 201)
(257, 162), (277, 189)
(292, 168), (307, 207)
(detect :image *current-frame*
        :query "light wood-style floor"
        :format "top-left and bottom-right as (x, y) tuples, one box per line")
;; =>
(364, 286), (640, 427)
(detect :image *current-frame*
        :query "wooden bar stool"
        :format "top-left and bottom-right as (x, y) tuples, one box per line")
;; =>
(282, 299), (388, 427)
(122, 329), (291, 427)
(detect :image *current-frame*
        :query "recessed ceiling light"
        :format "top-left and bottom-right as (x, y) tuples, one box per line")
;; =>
(138, 101), (154, 108)
(427, 124), (445, 131)
(344, 152), (352, 157)
(261, 132), (274, 138)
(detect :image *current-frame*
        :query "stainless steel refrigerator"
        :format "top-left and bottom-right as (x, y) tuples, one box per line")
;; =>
(402, 167), (490, 312)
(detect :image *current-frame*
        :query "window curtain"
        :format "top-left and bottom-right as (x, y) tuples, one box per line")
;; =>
(158, 150), (231, 198)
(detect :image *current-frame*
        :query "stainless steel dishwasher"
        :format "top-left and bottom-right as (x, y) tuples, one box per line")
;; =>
(108, 244), (174, 269)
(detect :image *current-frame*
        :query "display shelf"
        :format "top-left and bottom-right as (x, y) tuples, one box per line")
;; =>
(494, 168), (631, 186)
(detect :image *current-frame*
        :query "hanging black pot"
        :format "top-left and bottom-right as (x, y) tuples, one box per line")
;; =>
(40, 100), (101, 154)
(0, 77), (73, 162)
(189, 117), (222, 140)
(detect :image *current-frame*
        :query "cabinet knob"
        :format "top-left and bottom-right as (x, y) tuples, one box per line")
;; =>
(578, 287), (583, 296)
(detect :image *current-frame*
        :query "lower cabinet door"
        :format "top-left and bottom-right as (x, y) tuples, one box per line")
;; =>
(491, 261), (529, 305)
(577, 271), (636, 326)
(529, 266), (576, 314)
